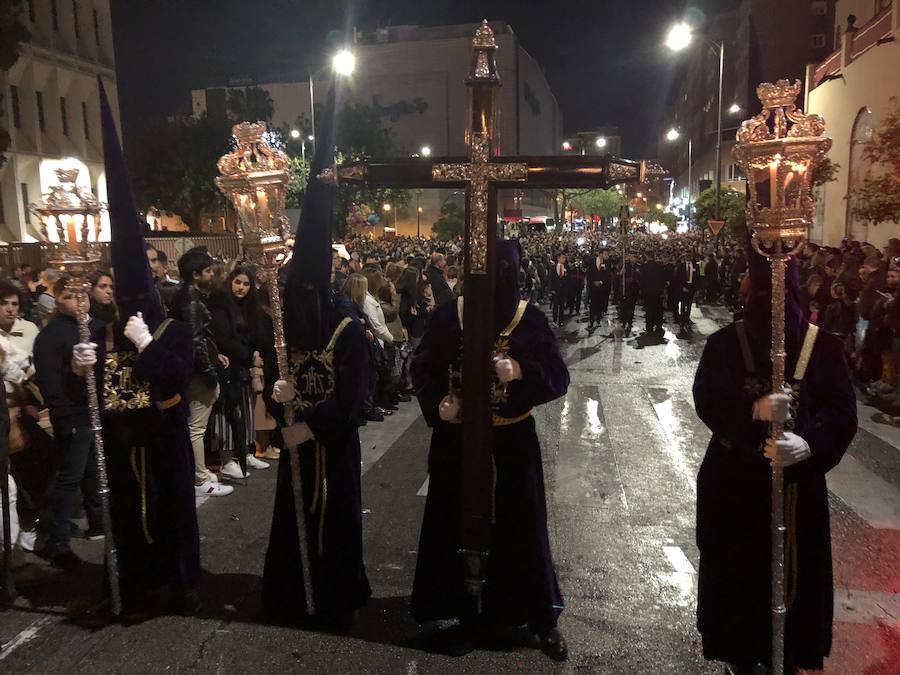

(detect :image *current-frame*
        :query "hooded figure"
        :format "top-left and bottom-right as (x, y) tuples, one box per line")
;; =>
(77, 78), (199, 614)
(262, 81), (372, 625)
(692, 235), (857, 672)
(410, 240), (571, 661)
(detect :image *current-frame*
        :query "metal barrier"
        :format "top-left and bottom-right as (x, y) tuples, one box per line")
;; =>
(0, 235), (243, 272)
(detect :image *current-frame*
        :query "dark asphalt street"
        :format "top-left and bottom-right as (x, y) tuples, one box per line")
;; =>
(1, 302), (898, 673)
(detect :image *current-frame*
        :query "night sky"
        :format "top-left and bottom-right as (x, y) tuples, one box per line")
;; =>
(112, 0), (738, 158)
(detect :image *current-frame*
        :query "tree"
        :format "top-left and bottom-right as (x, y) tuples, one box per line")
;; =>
(226, 86), (275, 123)
(431, 201), (465, 240)
(568, 188), (623, 226)
(851, 97), (900, 225)
(811, 156), (840, 189)
(693, 186), (747, 240)
(0, 0), (30, 167)
(130, 112), (231, 231)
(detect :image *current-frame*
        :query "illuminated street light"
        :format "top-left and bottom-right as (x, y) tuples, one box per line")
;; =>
(729, 103), (741, 114)
(420, 146), (432, 157)
(332, 49), (356, 76)
(562, 141), (572, 151)
(665, 22), (693, 52)
(290, 129), (301, 139)
(636, 192), (643, 198)
(666, 128), (680, 142)
(382, 203), (392, 212)
(595, 137), (607, 149)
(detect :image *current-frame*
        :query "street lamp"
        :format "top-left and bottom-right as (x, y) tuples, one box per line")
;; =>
(290, 129), (301, 139)
(666, 127), (694, 227)
(665, 21), (725, 222)
(562, 140), (572, 151)
(309, 48), (356, 154)
(729, 103), (741, 114)
(420, 145), (432, 157)
(595, 136), (607, 149)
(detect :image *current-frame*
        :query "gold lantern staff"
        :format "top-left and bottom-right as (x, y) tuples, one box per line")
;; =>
(732, 80), (831, 674)
(30, 168), (122, 615)
(216, 122), (316, 615)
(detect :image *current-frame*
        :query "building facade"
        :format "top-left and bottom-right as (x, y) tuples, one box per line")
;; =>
(659, 0), (837, 224)
(192, 22), (563, 236)
(807, 0), (899, 247)
(0, 0), (119, 243)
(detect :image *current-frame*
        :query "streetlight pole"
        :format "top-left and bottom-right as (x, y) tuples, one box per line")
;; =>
(309, 74), (316, 155)
(714, 41), (724, 222)
(687, 137), (693, 227)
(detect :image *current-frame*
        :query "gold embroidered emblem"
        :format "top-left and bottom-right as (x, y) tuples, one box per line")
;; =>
(104, 351), (152, 412)
(289, 350), (336, 411)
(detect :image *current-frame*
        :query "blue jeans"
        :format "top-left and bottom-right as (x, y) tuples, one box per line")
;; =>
(50, 424), (103, 551)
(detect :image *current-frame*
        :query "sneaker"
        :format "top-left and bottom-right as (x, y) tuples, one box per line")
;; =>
(246, 454), (270, 470)
(257, 446), (281, 460)
(85, 527), (106, 541)
(220, 460), (249, 481)
(51, 549), (82, 572)
(195, 481), (234, 497)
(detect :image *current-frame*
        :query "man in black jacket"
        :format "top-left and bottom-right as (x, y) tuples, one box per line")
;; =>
(674, 253), (698, 327)
(33, 278), (103, 569)
(641, 254), (667, 335)
(169, 248), (233, 498)
(426, 253), (454, 307)
(586, 250), (611, 330)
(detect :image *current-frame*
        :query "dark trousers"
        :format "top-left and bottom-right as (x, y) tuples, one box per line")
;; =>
(644, 296), (664, 333)
(677, 290), (695, 324)
(551, 292), (565, 324)
(50, 424), (102, 551)
(589, 287), (609, 325)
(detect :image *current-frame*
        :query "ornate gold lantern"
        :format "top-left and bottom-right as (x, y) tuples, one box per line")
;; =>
(732, 80), (831, 675)
(216, 122), (316, 614)
(30, 168), (122, 615)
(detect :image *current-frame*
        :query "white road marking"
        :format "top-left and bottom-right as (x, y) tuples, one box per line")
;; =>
(416, 476), (429, 497)
(662, 545), (696, 575)
(856, 401), (900, 448)
(827, 454), (900, 530)
(0, 616), (54, 662)
(834, 588), (900, 625)
(661, 545), (696, 607)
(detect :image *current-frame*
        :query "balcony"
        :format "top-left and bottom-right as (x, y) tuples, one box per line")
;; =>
(810, 4), (896, 90)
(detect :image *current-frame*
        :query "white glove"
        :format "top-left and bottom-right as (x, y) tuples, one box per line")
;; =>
(2, 359), (27, 386)
(124, 313), (152, 352)
(281, 421), (314, 446)
(764, 432), (811, 467)
(71, 342), (98, 376)
(272, 379), (295, 403)
(752, 389), (792, 424)
(438, 394), (461, 422)
(494, 357), (523, 384)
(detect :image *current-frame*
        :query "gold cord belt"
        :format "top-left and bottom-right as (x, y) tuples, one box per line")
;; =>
(308, 441), (327, 558)
(130, 447), (154, 545)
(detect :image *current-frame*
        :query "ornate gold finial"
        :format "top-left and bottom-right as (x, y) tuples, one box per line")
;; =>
(757, 80), (802, 109)
(55, 167), (80, 185)
(473, 20), (496, 49)
(232, 121), (268, 144)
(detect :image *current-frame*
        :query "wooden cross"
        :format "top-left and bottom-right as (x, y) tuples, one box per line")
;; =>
(326, 20), (666, 611)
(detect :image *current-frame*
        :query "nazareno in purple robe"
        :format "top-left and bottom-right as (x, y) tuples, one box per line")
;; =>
(410, 291), (570, 631)
(94, 319), (200, 601)
(693, 242), (857, 670)
(262, 294), (372, 622)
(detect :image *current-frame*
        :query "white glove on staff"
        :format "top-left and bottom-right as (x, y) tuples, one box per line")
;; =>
(438, 395), (461, 422)
(764, 431), (811, 467)
(124, 312), (153, 352)
(494, 357), (523, 384)
(273, 379), (295, 403)
(72, 342), (98, 376)
(282, 421), (314, 446)
(752, 389), (792, 424)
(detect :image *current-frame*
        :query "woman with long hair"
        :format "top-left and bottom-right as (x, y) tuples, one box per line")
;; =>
(342, 273), (384, 423)
(88, 269), (117, 325)
(207, 266), (270, 480)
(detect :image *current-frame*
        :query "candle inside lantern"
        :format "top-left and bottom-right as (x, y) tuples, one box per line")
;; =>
(65, 215), (78, 248)
(769, 156), (781, 209)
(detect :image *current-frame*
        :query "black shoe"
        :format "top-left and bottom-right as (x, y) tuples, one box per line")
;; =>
(85, 527), (105, 541)
(431, 624), (475, 657)
(538, 627), (568, 662)
(396, 393), (412, 403)
(382, 403), (399, 412)
(51, 549), (82, 572)
(365, 410), (384, 422)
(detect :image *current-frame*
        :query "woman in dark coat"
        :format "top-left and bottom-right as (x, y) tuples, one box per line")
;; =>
(410, 240), (570, 661)
(693, 242), (857, 673)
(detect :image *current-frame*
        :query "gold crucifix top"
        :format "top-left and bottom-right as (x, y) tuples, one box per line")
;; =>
(431, 21), (527, 274)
